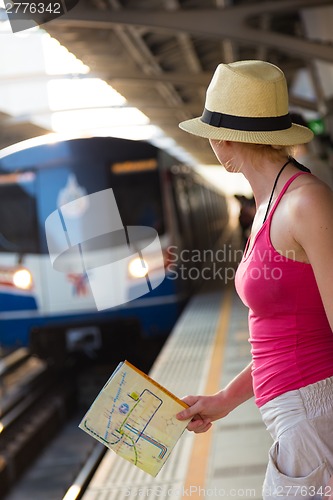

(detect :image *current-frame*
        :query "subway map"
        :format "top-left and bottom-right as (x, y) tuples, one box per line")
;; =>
(79, 360), (189, 476)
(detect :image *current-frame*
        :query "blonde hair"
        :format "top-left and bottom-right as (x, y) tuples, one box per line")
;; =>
(236, 143), (295, 168)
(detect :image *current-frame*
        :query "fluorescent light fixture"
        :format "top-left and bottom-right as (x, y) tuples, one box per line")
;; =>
(47, 107), (149, 133)
(47, 78), (126, 111)
(42, 33), (89, 75)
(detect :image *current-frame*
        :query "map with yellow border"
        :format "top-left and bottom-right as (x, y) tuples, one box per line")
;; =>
(79, 360), (190, 476)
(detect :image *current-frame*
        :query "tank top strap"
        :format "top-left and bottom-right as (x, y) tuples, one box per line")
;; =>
(266, 171), (310, 222)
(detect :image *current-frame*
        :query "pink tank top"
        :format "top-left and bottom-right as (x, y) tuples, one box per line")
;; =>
(235, 172), (333, 407)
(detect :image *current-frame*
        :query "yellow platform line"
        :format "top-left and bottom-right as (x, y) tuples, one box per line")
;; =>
(182, 286), (233, 500)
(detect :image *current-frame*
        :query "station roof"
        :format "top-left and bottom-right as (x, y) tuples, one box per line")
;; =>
(2, 0), (333, 165)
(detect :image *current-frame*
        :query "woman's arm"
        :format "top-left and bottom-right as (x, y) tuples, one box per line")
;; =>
(176, 362), (254, 433)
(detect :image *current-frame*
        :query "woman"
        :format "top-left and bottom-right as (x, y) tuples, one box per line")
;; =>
(176, 60), (333, 500)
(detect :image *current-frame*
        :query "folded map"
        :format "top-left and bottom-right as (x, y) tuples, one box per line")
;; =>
(79, 360), (190, 476)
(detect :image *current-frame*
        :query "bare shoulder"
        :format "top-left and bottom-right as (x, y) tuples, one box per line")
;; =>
(270, 174), (333, 262)
(284, 175), (333, 262)
(289, 174), (333, 222)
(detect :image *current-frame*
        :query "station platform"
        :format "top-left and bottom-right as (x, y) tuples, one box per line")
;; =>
(82, 282), (272, 500)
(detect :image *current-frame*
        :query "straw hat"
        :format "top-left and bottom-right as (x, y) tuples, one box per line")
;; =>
(179, 60), (313, 145)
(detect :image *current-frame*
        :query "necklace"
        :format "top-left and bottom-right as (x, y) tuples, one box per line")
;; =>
(262, 158), (291, 224)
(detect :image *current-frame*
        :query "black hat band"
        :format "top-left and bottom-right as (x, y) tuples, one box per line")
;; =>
(201, 108), (292, 132)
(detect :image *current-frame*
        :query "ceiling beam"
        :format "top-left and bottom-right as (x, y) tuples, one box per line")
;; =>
(55, 0), (333, 62)
(108, 71), (210, 86)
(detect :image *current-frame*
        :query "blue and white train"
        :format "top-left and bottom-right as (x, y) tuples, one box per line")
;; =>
(0, 136), (231, 360)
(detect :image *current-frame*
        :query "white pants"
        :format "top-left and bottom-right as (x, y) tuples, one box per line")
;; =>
(260, 377), (333, 500)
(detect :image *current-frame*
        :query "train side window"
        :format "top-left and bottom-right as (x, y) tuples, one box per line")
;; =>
(110, 170), (165, 235)
(187, 180), (207, 252)
(170, 175), (193, 248)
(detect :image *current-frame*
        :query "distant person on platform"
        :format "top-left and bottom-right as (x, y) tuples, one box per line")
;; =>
(290, 112), (333, 190)
(234, 193), (255, 248)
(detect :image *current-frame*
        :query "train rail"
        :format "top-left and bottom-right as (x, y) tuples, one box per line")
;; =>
(2, 335), (166, 499)
(3, 407), (104, 500)
(0, 349), (77, 498)
(62, 443), (106, 500)
(0, 337), (167, 498)
(1, 348), (47, 417)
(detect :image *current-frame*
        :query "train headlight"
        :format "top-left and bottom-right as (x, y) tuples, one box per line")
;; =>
(128, 257), (148, 278)
(12, 269), (33, 290)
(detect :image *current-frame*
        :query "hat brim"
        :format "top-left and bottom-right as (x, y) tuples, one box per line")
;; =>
(179, 118), (313, 146)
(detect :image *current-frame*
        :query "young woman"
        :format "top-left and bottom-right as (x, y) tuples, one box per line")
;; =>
(176, 60), (333, 500)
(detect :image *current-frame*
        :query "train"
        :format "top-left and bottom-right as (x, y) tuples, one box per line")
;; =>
(0, 136), (232, 363)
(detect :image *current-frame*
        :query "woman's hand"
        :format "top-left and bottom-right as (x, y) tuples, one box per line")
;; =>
(176, 391), (231, 433)
(176, 362), (254, 433)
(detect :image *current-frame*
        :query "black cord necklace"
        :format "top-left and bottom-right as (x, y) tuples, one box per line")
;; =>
(262, 158), (291, 224)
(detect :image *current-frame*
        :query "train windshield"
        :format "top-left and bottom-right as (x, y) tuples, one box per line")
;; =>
(0, 171), (39, 253)
(0, 154), (165, 256)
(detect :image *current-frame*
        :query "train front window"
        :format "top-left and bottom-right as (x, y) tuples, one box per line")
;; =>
(0, 171), (39, 253)
(111, 168), (165, 236)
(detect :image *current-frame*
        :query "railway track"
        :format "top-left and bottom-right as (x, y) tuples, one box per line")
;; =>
(1, 337), (165, 499)
(0, 349), (77, 499)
